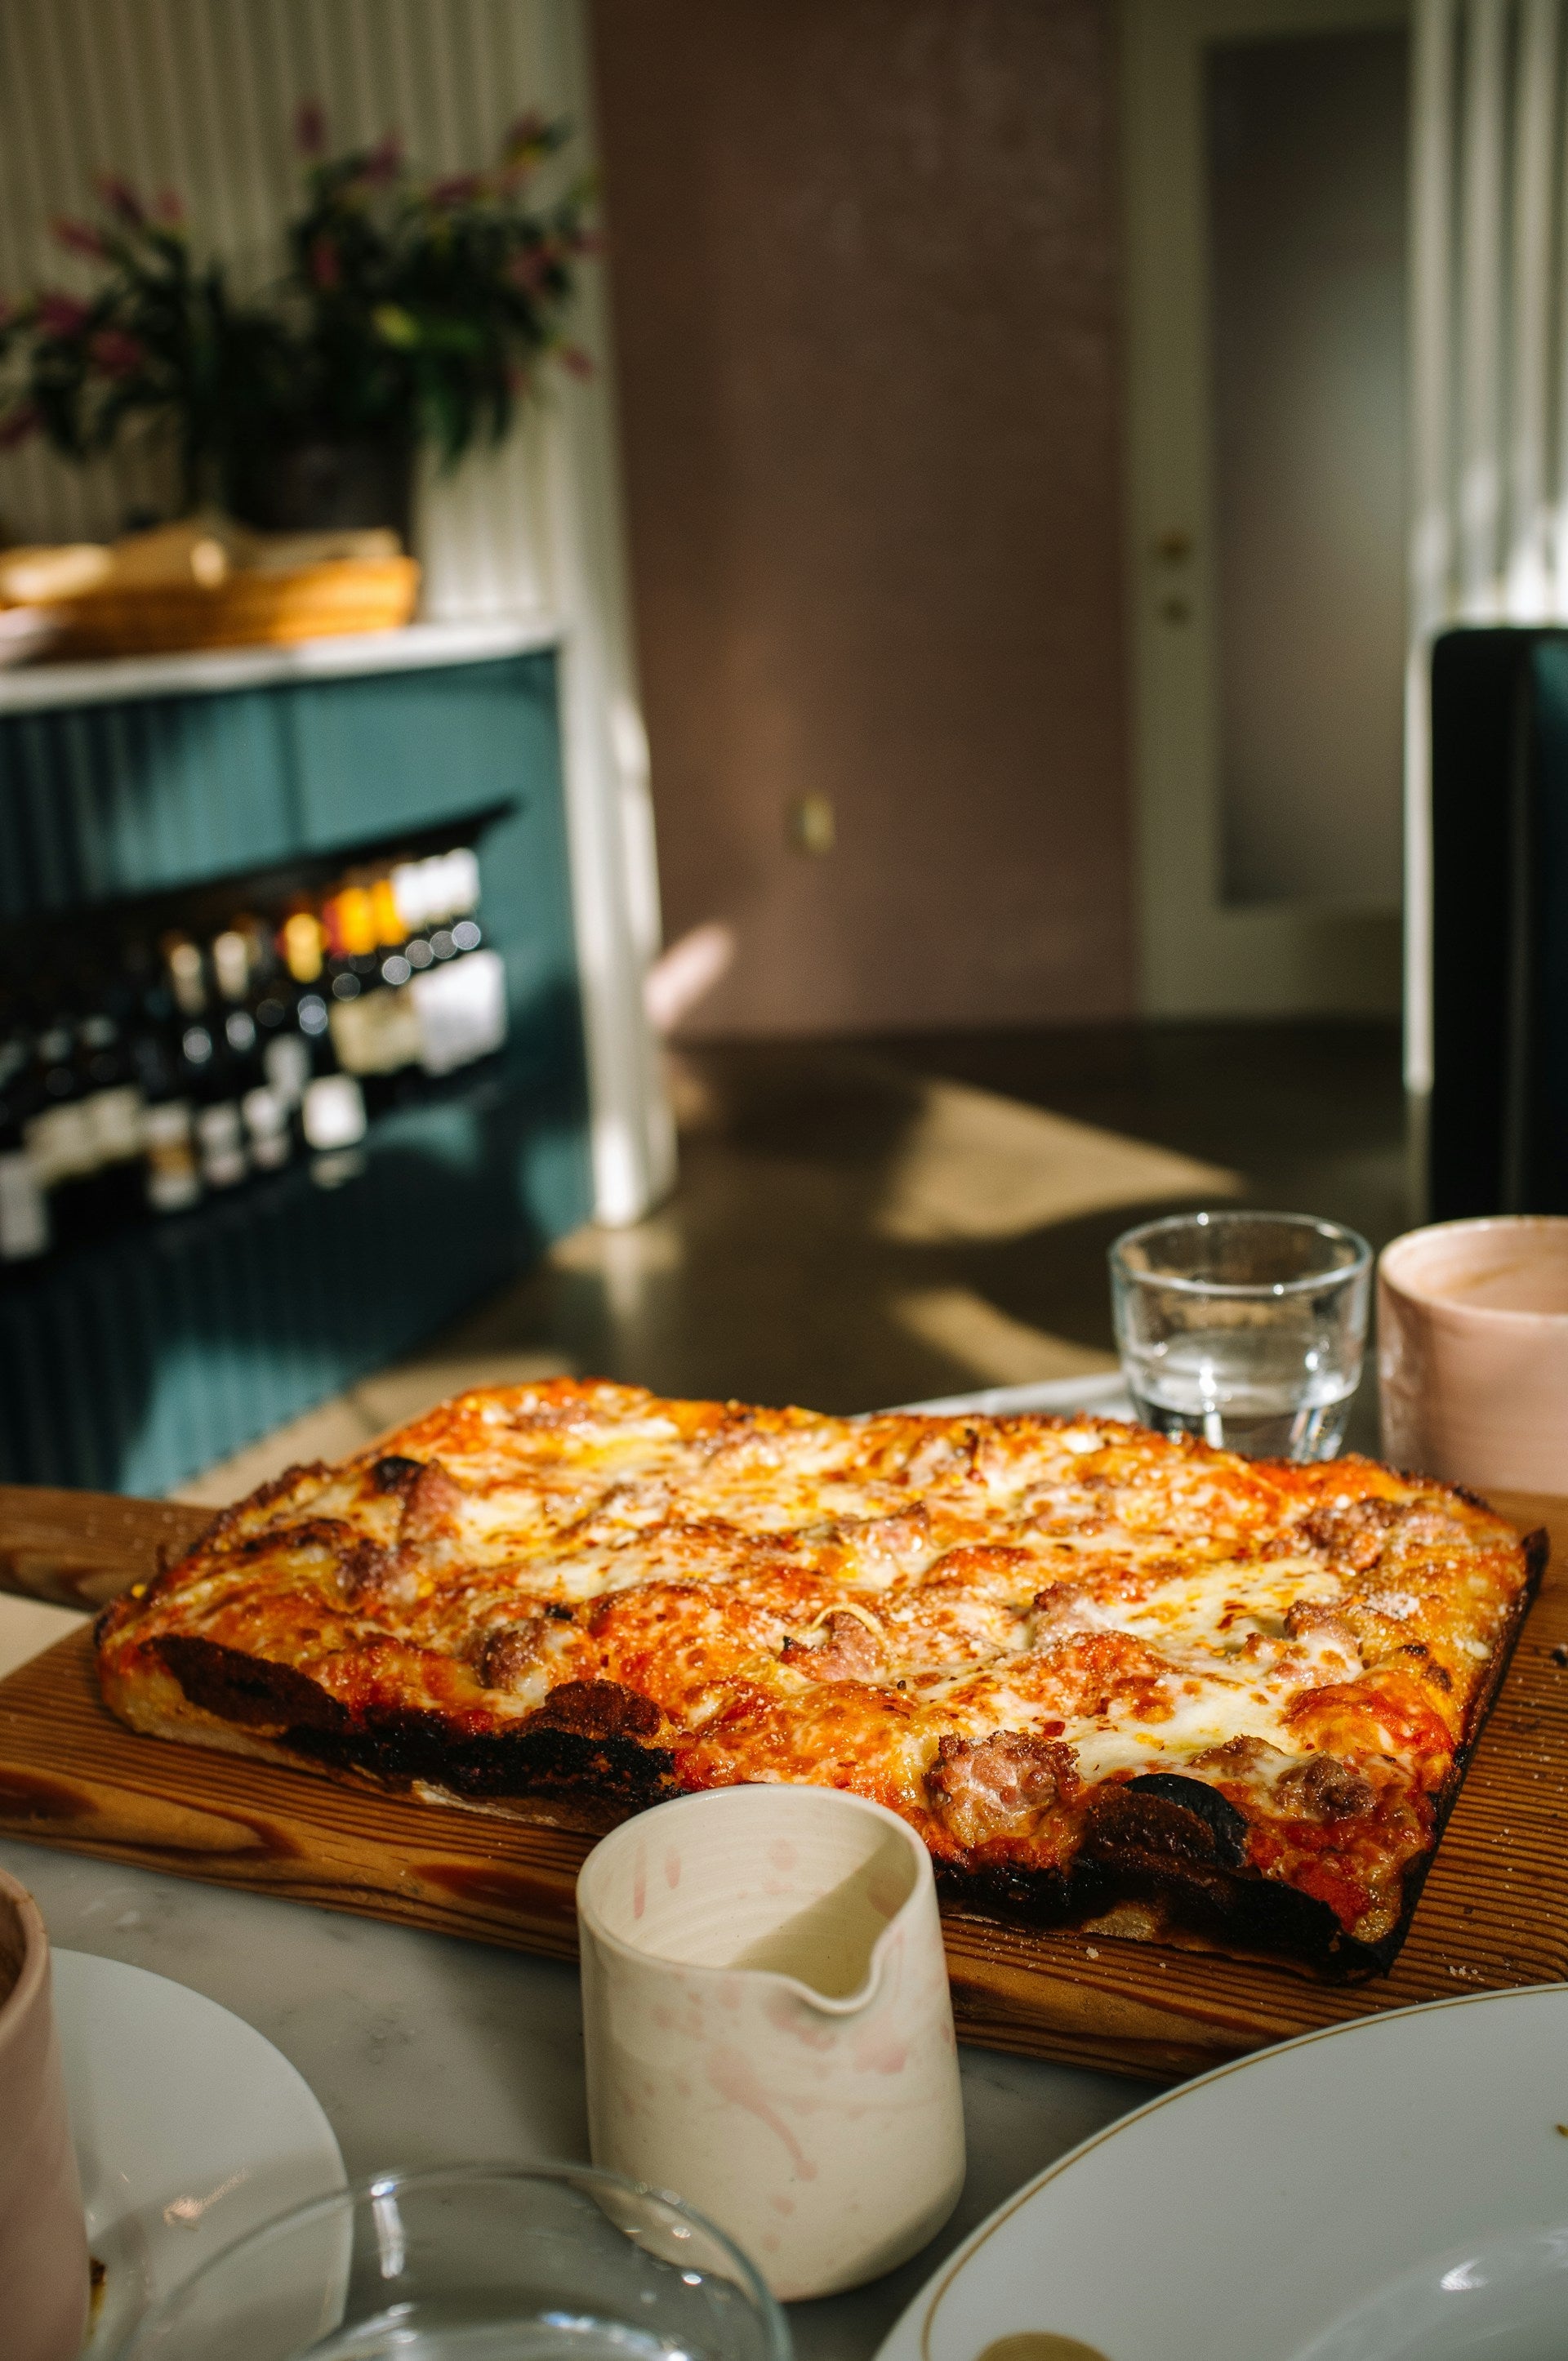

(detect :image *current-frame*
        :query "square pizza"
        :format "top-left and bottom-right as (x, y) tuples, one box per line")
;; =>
(96, 1379), (1542, 1976)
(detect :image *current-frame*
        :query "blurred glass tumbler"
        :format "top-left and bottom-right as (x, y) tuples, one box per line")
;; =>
(1110, 1210), (1371, 1460)
(114, 2162), (790, 2361)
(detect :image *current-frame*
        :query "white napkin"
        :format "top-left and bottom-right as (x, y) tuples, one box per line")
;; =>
(0, 1595), (88, 1681)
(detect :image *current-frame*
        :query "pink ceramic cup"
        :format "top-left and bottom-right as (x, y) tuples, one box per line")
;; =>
(1379, 1216), (1568, 1495)
(0, 1866), (89, 2361)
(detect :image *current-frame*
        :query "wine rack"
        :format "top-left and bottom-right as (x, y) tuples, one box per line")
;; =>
(0, 627), (593, 1495)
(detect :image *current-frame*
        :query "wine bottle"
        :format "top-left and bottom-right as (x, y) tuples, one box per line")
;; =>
(267, 907), (321, 1120)
(212, 922), (291, 1174)
(75, 963), (147, 1230)
(405, 847), (507, 1076)
(164, 933), (246, 1191)
(325, 868), (421, 1090)
(0, 1024), (50, 1263)
(280, 904), (368, 1153)
(22, 988), (100, 1250)
(127, 940), (201, 1216)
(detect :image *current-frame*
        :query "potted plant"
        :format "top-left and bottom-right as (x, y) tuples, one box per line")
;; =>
(0, 105), (595, 538)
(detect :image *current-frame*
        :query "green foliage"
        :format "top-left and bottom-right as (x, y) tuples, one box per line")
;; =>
(0, 111), (593, 508)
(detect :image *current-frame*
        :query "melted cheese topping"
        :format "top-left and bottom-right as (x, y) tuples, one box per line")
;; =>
(99, 1379), (1532, 1947)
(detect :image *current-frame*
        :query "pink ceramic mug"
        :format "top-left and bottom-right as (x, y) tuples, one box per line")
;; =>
(0, 1866), (89, 2361)
(1379, 1216), (1568, 1495)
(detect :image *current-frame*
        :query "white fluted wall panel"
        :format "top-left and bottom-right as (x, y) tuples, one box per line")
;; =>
(0, 0), (563, 612)
(0, 0), (673, 1221)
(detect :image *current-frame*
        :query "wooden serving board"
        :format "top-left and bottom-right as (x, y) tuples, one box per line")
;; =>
(1, 1486), (1565, 2084)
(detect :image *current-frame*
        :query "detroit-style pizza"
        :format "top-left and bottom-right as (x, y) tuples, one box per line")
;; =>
(96, 1379), (1541, 1976)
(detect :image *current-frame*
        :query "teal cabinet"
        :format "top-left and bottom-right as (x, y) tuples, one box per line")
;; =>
(0, 688), (295, 913)
(287, 653), (559, 847)
(0, 635), (593, 1495)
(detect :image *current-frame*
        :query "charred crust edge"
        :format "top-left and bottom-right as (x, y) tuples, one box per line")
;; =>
(152, 1635), (350, 1731)
(149, 1640), (679, 1809)
(935, 1852), (1385, 1979)
(283, 1714), (680, 1811)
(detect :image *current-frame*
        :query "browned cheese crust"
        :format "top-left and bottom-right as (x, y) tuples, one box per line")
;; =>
(96, 1379), (1541, 1976)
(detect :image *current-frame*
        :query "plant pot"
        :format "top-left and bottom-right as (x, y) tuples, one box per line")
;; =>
(226, 434), (414, 545)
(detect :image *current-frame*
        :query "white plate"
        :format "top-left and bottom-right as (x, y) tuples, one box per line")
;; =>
(875, 1983), (1568, 2361)
(54, 1950), (346, 2354)
(893, 1374), (1134, 1419)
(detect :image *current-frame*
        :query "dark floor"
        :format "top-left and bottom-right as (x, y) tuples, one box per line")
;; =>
(181, 1018), (1408, 1499)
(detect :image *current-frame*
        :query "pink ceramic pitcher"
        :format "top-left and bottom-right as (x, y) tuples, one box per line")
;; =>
(577, 1784), (966, 2301)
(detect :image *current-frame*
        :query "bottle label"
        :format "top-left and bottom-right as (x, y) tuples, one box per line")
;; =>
(329, 987), (423, 1076)
(302, 1073), (368, 1152)
(195, 1101), (247, 1189)
(242, 1085), (292, 1170)
(411, 949), (508, 1076)
(0, 1149), (49, 1259)
(85, 1084), (146, 1165)
(263, 1034), (311, 1108)
(24, 1102), (96, 1185)
(143, 1101), (201, 1214)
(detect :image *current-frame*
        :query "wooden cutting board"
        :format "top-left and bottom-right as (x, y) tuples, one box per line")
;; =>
(0, 1485), (1564, 2084)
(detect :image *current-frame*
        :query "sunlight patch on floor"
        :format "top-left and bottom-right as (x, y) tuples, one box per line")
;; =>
(892, 1287), (1119, 1387)
(875, 1078), (1240, 1244)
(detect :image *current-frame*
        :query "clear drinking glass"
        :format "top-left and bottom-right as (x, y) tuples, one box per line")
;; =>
(113, 2163), (791, 2361)
(1109, 1209), (1372, 1459)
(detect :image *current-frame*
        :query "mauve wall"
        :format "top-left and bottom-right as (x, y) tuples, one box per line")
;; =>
(590, 0), (1135, 1036)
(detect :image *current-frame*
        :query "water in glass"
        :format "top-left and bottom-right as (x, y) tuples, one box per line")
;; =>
(1110, 1210), (1371, 1462)
(1124, 1326), (1357, 1458)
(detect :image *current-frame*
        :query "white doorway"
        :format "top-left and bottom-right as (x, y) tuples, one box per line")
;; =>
(1121, 0), (1409, 1016)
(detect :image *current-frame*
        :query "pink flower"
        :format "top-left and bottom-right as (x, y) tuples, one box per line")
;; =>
(90, 327), (143, 376)
(51, 217), (108, 261)
(36, 292), (91, 338)
(295, 99), (327, 158)
(153, 188), (185, 228)
(568, 226), (605, 258)
(94, 172), (144, 226)
(310, 235), (341, 292)
(559, 342), (593, 381)
(430, 172), (482, 208)
(363, 130), (403, 185)
(0, 401), (38, 448)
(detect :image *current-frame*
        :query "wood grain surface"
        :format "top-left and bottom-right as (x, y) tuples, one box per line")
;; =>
(0, 1485), (213, 1608)
(0, 1486), (1563, 2083)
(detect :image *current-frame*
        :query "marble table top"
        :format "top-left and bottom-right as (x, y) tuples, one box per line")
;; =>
(1, 1835), (1136, 2359)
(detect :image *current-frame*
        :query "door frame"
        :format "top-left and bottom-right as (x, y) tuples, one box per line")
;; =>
(1120, 0), (1410, 1018)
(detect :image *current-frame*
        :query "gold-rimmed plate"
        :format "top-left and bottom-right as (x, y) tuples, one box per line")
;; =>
(875, 1982), (1568, 2361)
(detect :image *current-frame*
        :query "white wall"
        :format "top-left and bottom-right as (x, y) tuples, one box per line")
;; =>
(0, 0), (672, 1223)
